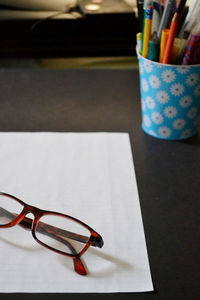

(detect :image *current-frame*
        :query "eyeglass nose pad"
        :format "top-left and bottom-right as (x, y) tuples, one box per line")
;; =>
(73, 258), (87, 276)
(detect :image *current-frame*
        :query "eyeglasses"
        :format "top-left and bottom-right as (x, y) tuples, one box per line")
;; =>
(0, 192), (103, 275)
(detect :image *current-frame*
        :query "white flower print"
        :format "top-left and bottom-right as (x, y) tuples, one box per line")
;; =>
(149, 75), (161, 89)
(186, 73), (199, 86)
(139, 63), (144, 75)
(164, 106), (178, 118)
(181, 129), (192, 138)
(187, 107), (198, 119)
(149, 130), (157, 136)
(156, 64), (163, 69)
(161, 69), (176, 83)
(141, 98), (146, 111)
(194, 85), (200, 96)
(151, 112), (163, 124)
(158, 126), (171, 138)
(156, 91), (170, 104)
(179, 96), (192, 108)
(146, 96), (155, 109)
(173, 118), (186, 130)
(144, 61), (153, 73)
(170, 83), (184, 96)
(177, 66), (190, 74)
(142, 78), (149, 92)
(143, 115), (151, 127)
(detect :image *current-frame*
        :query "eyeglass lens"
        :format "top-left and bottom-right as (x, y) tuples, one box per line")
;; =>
(0, 194), (24, 225)
(35, 214), (91, 255)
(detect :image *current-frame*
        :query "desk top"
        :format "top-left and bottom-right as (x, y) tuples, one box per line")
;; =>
(0, 68), (199, 299)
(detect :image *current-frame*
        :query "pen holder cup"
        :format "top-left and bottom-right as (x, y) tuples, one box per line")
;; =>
(137, 53), (200, 140)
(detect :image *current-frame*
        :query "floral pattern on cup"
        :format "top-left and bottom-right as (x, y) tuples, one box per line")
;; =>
(138, 54), (200, 140)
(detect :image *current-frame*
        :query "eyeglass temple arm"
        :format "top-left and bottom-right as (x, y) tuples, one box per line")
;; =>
(37, 227), (87, 275)
(0, 207), (103, 248)
(0, 206), (103, 248)
(0, 207), (89, 244)
(0, 207), (87, 275)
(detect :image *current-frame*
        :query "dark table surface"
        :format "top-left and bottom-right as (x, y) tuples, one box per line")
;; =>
(0, 68), (199, 300)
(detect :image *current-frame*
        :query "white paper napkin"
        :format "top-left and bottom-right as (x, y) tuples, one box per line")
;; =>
(0, 132), (153, 293)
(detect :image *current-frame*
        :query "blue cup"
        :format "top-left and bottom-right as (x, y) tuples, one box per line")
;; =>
(137, 52), (200, 140)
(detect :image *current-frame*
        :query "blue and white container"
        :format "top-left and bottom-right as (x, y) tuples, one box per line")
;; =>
(137, 52), (200, 140)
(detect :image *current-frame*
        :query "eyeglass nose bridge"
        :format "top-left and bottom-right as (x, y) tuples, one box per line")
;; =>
(23, 204), (43, 217)
(19, 205), (43, 230)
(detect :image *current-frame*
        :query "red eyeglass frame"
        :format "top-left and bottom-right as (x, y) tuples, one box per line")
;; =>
(0, 192), (104, 275)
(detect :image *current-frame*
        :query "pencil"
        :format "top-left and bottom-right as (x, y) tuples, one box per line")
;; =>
(162, 13), (179, 64)
(142, 5), (153, 58)
(163, 0), (186, 64)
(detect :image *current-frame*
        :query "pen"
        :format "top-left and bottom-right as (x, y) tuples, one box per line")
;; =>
(160, 0), (165, 15)
(151, 0), (161, 36)
(137, 0), (144, 32)
(180, 6), (200, 39)
(163, 0), (186, 64)
(157, 0), (175, 39)
(179, 0), (200, 37)
(159, 28), (169, 62)
(142, 5), (153, 58)
(177, 6), (188, 35)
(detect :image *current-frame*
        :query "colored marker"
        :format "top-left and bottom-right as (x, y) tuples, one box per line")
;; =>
(148, 32), (159, 61)
(182, 33), (200, 65)
(159, 28), (169, 62)
(137, 32), (143, 54)
(176, 38), (188, 64)
(171, 38), (181, 63)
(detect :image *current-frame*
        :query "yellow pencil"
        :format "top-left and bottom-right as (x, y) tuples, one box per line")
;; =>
(142, 6), (153, 58)
(159, 28), (169, 63)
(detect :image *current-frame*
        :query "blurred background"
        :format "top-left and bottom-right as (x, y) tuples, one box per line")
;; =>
(0, 0), (139, 67)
